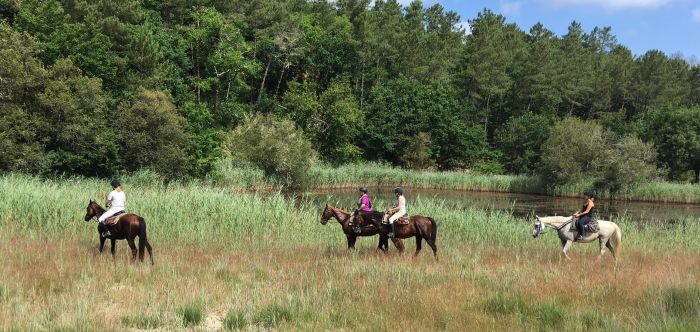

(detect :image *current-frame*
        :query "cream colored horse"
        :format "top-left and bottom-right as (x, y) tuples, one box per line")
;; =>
(532, 215), (622, 261)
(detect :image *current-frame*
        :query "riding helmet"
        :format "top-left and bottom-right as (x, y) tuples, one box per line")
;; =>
(583, 191), (595, 198)
(359, 187), (368, 193)
(394, 186), (404, 195)
(111, 180), (121, 188)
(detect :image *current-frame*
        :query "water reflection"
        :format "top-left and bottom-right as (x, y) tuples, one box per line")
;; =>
(304, 187), (700, 223)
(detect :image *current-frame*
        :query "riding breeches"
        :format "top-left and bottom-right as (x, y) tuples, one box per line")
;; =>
(578, 215), (592, 226)
(99, 207), (124, 223)
(387, 211), (406, 224)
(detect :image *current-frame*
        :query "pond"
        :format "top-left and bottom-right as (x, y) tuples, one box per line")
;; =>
(303, 187), (700, 223)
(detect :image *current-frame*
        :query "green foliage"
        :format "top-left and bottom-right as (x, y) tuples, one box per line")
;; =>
(0, 0), (698, 180)
(597, 136), (658, 197)
(541, 117), (658, 196)
(638, 107), (700, 182)
(401, 132), (435, 170)
(540, 117), (606, 185)
(224, 113), (317, 189)
(176, 301), (204, 327)
(362, 77), (493, 169)
(495, 113), (553, 174)
(115, 89), (191, 179)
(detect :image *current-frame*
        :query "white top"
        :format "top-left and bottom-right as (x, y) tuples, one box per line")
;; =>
(396, 196), (407, 213)
(107, 190), (126, 209)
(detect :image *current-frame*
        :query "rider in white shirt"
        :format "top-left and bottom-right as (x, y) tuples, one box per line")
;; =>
(383, 187), (407, 238)
(98, 180), (126, 237)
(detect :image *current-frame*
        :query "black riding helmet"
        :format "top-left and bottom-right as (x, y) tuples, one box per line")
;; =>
(111, 180), (121, 188)
(583, 191), (595, 198)
(394, 186), (403, 195)
(359, 187), (368, 194)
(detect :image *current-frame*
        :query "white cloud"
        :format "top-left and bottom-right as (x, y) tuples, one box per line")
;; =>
(543, 0), (672, 10)
(692, 8), (700, 22)
(501, 2), (522, 16)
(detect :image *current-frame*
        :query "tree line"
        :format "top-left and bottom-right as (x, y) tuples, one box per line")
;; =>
(0, 0), (698, 188)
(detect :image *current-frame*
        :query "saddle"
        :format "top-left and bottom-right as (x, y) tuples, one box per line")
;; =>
(105, 211), (125, 226)
(397, 215), (410, 225)
(382, 214), (410, 225)
(570, 218), (599, 234)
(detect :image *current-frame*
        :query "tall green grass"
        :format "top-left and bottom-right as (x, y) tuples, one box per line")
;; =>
(1, 174), (699, 252)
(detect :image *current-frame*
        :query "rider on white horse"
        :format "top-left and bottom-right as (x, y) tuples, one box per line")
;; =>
(573, 192), (596, 240)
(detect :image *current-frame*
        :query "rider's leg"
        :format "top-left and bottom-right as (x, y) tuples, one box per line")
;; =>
(98, 208), (118, 237)
(387, 212), (404, 238)
(576, 219), (585, 240)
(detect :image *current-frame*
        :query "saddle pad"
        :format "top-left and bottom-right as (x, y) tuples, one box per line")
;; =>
(105, 212), (125, 226)
(397, 216), (410, 225)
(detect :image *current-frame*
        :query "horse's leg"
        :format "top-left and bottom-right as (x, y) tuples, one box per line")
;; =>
(377, 235), (388, 252)
(427, 238), (438, 260)
(562, 240), (573, 261)
(99, 236), (106, 253)
(145, 241), (154, 265)
(605, 239), (615, 259)
(127, 237), (138, 261)
(414, 236), (422, 257)
(346, 234), (357, 251)
(391, 238), (405, 254)
(110, 238), (116, 258)
(598, 236), (611, 259)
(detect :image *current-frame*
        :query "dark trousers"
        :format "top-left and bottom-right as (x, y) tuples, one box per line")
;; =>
(577, 215), (592, 234)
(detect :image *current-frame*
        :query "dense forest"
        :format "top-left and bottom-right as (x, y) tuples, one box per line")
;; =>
(1, 0), (699, 186)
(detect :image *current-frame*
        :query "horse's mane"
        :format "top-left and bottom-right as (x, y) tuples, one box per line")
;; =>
(539, 215), (612, 225)
(537, 216), (572, 224)
(90, 201), (106, 213)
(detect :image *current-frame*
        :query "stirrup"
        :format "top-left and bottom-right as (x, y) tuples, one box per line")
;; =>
(102, 231), (111, 238)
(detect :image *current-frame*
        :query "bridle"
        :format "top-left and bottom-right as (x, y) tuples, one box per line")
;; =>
(534, 217), (574, 236)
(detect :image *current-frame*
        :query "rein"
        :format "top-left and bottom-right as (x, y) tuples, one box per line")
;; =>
(539, 218), (574, 234)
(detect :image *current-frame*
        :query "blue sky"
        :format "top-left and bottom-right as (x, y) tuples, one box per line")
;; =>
(399, 0), (700, 61)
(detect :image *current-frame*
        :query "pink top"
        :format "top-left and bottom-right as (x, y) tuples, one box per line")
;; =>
(360, 194), (372, 212)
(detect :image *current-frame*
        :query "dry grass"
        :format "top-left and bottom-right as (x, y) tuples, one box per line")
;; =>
(1, 229), (699, 331)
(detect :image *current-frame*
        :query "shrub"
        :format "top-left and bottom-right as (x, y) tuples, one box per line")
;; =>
(224, 113), (317, 190)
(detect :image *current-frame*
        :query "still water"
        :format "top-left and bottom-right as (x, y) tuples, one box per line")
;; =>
(303, 187), (700, 223)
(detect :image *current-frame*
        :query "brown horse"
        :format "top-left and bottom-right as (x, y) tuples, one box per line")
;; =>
(352, 210), (438, 259)
(84, 200), (153, 264)
(320, 204), (404, 252)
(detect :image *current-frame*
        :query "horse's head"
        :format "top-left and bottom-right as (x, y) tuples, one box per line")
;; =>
(85, 200), (98, 221)
(532, 215), (543, 238)
(320, 204), (333, 225)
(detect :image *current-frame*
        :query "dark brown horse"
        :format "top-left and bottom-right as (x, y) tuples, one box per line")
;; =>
(352, 210), (438, 259)
(84, 200), (153, 264)
(320, 204), (404, 252)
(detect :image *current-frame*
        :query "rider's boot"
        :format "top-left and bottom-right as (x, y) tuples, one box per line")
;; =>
(575, 222), (584, 241)
(98, 222), (111, 238)
(388, 223), (395, 238)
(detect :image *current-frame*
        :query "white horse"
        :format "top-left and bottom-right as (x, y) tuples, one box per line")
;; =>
(532, 215), (622, 261)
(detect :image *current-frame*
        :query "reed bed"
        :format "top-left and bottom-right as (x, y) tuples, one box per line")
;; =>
(1, 175), (700, 330)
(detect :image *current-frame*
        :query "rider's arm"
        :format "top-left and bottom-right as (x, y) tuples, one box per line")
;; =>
(580, 201), (594, 215)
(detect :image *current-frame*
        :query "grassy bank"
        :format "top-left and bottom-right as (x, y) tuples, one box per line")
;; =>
(210, 162), (700, 203)
(2, 175), (700, 330)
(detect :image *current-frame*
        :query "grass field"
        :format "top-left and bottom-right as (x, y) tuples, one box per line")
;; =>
(1, 174), (700, 330)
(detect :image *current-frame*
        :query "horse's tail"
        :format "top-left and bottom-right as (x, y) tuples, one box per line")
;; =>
(611, 223), (622, 258)
(138, 217), (148, 254)
(428, 217), (437, 243)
